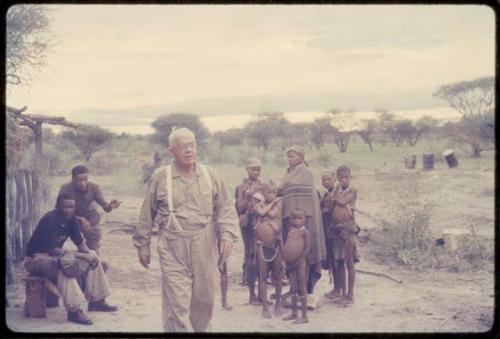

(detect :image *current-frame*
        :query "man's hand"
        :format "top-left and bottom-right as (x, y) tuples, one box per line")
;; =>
(76, 216), (93, 233)
(218, 239), (233, 266)
(82, 251), (99, 269)
(139, 255), (150, 269)
(107, 199), (122, 211)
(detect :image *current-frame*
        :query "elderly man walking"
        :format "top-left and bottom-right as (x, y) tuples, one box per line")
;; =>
(133, 127), (239, 332)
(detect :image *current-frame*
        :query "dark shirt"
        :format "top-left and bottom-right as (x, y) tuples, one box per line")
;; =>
(26, 210), (84, 257)
(58, 182), (108, 226)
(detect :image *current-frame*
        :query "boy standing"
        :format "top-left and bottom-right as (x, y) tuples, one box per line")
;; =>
(330, 165), (359, 304)
(319, 171), (341, 299)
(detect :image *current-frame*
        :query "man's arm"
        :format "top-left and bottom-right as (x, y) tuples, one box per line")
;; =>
(132, 170), (159, 268)
(94, 184), (121, 213)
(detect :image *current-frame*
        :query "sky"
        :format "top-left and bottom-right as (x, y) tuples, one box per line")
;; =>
(6, 4), (495, 134)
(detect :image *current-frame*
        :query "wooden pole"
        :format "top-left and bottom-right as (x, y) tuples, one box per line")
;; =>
(32, 122), (44, 227)
(5, 176), (16, 285)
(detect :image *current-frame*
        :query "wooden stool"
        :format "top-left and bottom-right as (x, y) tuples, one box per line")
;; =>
(23, 275), (61, 318)
(24, 276), (46, 318)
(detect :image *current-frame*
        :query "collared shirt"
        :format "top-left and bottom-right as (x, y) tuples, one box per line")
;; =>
(26, 210), (84, 257)
(133, 161), (239, 257)
(58, 181), (108, 226)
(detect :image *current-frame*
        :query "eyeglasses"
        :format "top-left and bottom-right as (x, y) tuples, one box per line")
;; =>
(176, 142), (197, 151)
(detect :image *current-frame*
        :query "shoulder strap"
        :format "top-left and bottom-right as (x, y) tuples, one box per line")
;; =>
(165, 165), (183, 232)
(165, 165), (174, 212)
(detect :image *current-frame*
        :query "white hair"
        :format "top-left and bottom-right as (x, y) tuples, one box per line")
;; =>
(168, 127), (195, 147)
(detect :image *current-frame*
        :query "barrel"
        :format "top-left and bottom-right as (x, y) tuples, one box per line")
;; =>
(422, 153), (434, 170)
(443, 149), (458, 168)
(404, 155), (416, 169)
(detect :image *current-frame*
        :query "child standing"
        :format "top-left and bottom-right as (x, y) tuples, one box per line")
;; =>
(331, 165), (359, 304)
(319, 171), (341, 299)
(254, 181), (283, 318)
(282, 209), (310, 324)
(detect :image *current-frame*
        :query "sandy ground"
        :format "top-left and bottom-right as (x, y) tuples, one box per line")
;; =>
(5, 165), (496, 334)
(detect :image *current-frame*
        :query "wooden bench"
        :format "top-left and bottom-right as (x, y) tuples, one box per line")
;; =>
(23, 275), (60, 318)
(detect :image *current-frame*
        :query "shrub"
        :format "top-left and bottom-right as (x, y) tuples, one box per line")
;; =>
(373, 175), (435, 269)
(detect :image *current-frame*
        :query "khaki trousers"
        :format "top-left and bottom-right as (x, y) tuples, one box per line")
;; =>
(157, 226), (218, 332)
(24, 253), (111, 313)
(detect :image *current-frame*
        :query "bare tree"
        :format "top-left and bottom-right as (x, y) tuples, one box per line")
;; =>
(375, 110), (396, 146)
(6, 5), (56, 87)
(357, 118), (377, 151)
(328, 110), (354, 153)
(309, 117), (333, 150)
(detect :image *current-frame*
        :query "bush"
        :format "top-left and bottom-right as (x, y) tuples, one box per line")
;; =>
(455, 224), (494, 271)
(373, 176), (435, 269)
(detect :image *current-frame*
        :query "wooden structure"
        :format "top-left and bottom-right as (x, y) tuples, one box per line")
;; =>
(5, 105), (77, 285)
(422, 153), (434, 170)
(443, 149), (459, 168)
(23, 275), (60, 318)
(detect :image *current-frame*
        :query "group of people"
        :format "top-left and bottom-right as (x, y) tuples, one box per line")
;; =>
(23, 127), (359, 332)
(235, 145), (359, 324)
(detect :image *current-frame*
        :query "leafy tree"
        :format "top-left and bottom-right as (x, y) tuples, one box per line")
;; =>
(213, 128), (244, 148)
(434, 76), (495, 157)
(150, 112), (210, 152)
(61, 125), (114, 162)
(357, 118), (378, 151)
(245, 112), (289, 150)
(6, 5), (55, 87)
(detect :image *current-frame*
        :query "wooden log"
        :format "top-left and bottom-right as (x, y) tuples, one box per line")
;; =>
(443, 149), (459, 168)
(24, 170), (34, 233)
(422, 153), (434, 170)
(23, 276), (46, 318)
(5, 178), (16, 285)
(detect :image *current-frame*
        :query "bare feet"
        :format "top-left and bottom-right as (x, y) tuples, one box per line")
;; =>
(293, 317), (309, 324)
(262, 309), (272, 318)
(274, 307), (283, 316)
(324, 290), (342, 299)
(282, 313), (297, 321)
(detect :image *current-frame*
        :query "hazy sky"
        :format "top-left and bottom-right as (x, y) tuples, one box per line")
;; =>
(6, 4), (495, 133)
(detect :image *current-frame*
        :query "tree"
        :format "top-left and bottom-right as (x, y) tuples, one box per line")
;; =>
(434, 76), (495, 157)
(376, 110), (396, 146)
(309, 117), (334, 150)
(6, 5), (55, 87)
(61, 125), (114, 162)
(357, 118), (377, 151)
(245, 112), (289, 150)
(328, 110), (355, 153)
(150, 112), (210, 152)
(213, 128), (244, 148)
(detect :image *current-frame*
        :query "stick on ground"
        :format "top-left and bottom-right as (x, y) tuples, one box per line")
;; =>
(355, 269), (403, 284)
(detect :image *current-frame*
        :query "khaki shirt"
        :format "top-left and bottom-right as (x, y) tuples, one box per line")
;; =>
(58, 182), (108, 226)
(133, 162), (239, 257)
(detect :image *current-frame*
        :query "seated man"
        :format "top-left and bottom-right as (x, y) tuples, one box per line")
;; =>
(24, 193), (118, 325)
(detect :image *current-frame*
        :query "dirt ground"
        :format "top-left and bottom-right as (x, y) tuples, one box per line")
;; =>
(5, 164), (496, 334)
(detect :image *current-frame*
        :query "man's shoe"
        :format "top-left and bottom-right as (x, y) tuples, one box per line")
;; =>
(88, 300), (118, 312)
(67, 309), (93, 325)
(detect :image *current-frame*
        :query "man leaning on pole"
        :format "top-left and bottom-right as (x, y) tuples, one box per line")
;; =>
(132, 127), (239, 332)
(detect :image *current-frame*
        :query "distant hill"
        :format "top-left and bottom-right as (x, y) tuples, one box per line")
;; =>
(37, 88), (454, 134)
